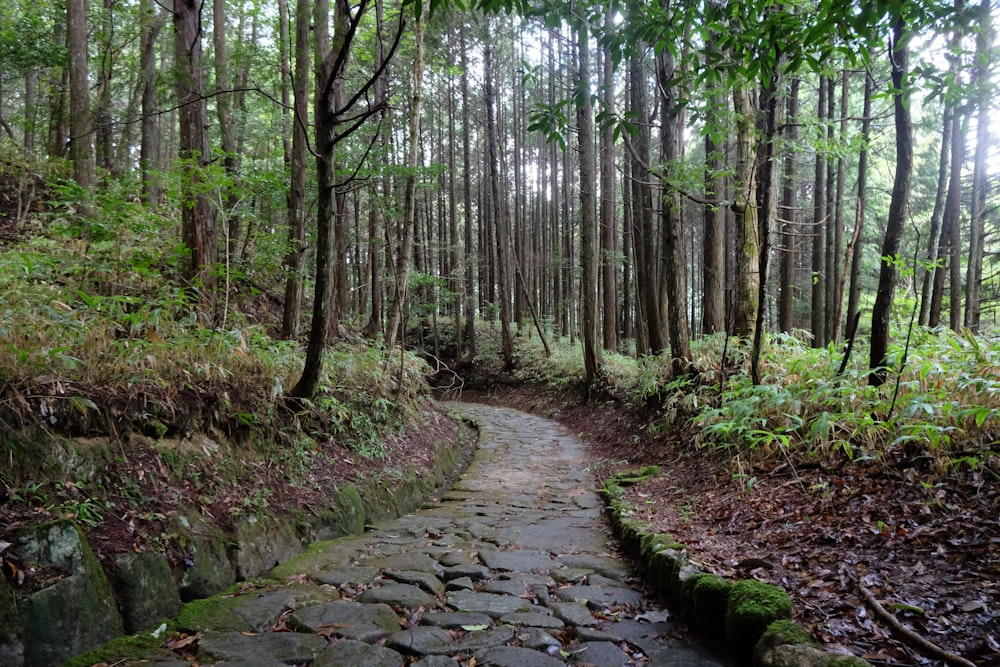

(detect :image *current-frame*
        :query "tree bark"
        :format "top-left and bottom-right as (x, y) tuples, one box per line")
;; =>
(67, 0), (94, 191)
(386, 2), (426, 351)
(731, 84), (759, 340)
(870, 12), (913, 387)
(810, 77), (828, 346)
(844, 73), (872, 342)
(965, 0), (993, 331)
(577, 25), (601, 386)
(174, 0), (218, 313)
(777, 78), (799, 333)
(281, 0), (312, 339)
(139, 0), (165, 204)
(600, 8), (618, 353)
(213, 0), (242, 262)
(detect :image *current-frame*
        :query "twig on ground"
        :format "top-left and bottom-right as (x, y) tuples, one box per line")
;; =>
(857, 580), (977, 667)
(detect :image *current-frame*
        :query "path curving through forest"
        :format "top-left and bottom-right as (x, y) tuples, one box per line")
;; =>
(132, 403), (729, 666)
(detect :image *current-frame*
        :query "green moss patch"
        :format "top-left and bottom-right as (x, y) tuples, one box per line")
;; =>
(725, 579), (793, 660)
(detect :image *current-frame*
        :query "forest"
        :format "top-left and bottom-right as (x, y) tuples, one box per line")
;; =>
(0, 0), (998, 663)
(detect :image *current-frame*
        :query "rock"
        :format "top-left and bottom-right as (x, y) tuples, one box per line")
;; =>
(473, 645), (565, 667)
(446, 590), (533, 618)
(0, 575), (23, 666)
(421, 611), (494, 629)
(13, 520), (124, 667)
(233, 514), (303, 580)
(114, 551), (183, 632)
(313, 639), (404, 667)
(554, 583), (646, 611)
(384, 568), (445, 595)
(478, 548), (560, 572)
(359, 582), (436, 609)
(334, 485), (366, 536)
(499, 611), (563, 629)
(458, 624), (517, 651)
(196, 629), (327, 663)
(170, 513), (236, 601)
(726, 580), (793, 661)
(549, 601), (599, 627)
(576, 640), (629, 667)
(386, 626), (455, 655)
(289, 600), (402, 642)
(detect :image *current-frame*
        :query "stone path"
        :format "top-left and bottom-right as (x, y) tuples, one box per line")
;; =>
(136, 403), (729, 667)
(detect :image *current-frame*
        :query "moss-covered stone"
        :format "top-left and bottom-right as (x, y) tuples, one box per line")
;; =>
(680, 573), (731, 639)
(610, 465), (661, 486)
(336, 484), (367, 534)
(0, 575), (23, 665)
(114, 551), (183, 632)
(14, 520), (125, 667)
(725, 579), (793, 661)
(61, 624), (174, 667)
(171, 513), (237, 601)
(753, 619), (816, 665)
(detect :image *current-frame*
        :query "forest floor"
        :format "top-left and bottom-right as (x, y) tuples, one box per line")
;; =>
(469, 384), (1000, 667)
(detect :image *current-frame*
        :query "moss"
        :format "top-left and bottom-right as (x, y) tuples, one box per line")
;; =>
(61, 625), (174, 667)
(610, 465), (661, 486)
(640, 532), (684, 558)
(757, 619), (815, 651)
(173, 587), (247, 632)
(725, 579), (793, 661)
(681, 573), (731, 639)
(828, 656), (872, 667)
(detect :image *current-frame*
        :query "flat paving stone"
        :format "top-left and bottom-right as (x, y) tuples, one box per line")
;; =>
(359, 582), (436, 608)
(124, 403), (728, 667)
(313, 639), (404, 667)
(196, 630), (328, 664)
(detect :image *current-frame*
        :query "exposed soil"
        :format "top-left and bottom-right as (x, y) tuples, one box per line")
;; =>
(469, 384), (1000, 667)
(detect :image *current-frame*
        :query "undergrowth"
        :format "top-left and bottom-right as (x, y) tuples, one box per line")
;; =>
(500, 328), (1000, 475)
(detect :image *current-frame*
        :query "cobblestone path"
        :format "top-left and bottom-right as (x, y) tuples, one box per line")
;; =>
(139, 403), (728, 667)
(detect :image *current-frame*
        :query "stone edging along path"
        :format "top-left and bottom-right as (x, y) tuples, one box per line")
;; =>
(599, 467), (872, 667)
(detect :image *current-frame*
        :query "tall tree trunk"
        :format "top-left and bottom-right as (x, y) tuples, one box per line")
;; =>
(485, 38), (515, 367)
(599, 8), (618, 353)
(282, 0), (312, 339)
(68, 0), (94, 191)
(919, 104), (952, 325)
(577, 24), (601, 386)
(214, 0), (242, 263)
(657, 28), (691, 368)
(810, 77), (828, 345)
(777, 78), (799, 333)
(174, 0), (218, 313)
(931, 109), (966, 329)
(460, 24), (476, 358)
(731, 84), (759, 340)
(95, 0), (115, 176)
(844, 73), (872, 341)
(870, 12), (913, 387)
(628, 52), (664, 354)
(139, 0), (165, 204)
(830, 69), (849, 342)
(965, 0), (993, 331)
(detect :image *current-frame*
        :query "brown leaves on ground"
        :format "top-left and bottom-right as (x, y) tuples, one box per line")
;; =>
(475, 386), (1000, 666)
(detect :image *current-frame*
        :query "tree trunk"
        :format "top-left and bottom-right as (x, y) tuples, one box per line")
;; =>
(931, 108), (966, 330)
(965, 0), (993, 331)
(385, 0), (425, 351)
(577, 25), (601, 386)
(600, 8), (618, 353)
(214, 0), (242, 263)
(460, 24), (476, 358)
(68, 0), (94, 191)
(139, 0), (165, 204)
(281, 0), (312, 340)
(870, 13), (913, 387)
(810, 77), (828, 346)
(657, 30), (691, 368)
(731, 84), (759, 340)
(777, 78), (799, 333)
(844, 73), (872, 342)
(628, 52), (664, 354)
(174, 0), (218, 313)
(919, 104), (951, 326)
(483, 38), (515, 367)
